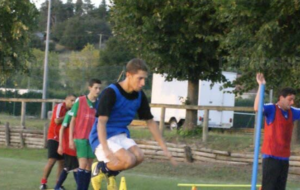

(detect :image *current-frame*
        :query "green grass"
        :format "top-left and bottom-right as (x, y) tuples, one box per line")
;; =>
(0, 113), (47, 129)
(130, 127), (255, 152)
(0, 148), (299, 190)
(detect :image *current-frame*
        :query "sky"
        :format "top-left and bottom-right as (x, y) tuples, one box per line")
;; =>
(31, 0), (106, 9)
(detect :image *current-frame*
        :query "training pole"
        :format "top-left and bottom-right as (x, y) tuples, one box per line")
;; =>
(251, 84), (265, 190)
(41, 0), (51, 119)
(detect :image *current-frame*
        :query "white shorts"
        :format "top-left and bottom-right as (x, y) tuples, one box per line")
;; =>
(95, 133), (136, 163)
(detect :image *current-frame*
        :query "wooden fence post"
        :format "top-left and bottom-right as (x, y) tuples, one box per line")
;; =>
(5, 122), (10, 147)
(43, 123), (48, 148)
(52, 101), (56, 111)
(159, 107), (166, 135)
(292, 121), (299, 144)
(20, 131), (25, 148)
(21, 101), (26, 129)
(202, 109), (209, 143)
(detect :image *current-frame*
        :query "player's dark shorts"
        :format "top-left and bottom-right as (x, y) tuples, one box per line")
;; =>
(63, 154), (79, 171)
(262, 157), (289, 190)
(47, 140), (63, 160)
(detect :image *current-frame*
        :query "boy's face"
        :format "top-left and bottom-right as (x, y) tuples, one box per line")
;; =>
(65, 96), (76, 109)
(127, 70), (148, 92)
(89, 83), (101, 98)
(280, 94), (295, 110)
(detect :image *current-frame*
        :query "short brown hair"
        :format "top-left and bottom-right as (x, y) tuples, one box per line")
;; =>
(88, 79), (101, 87)
(277, 87), (296, 101)
(66, 94), (76, 99)
(126, 58), (149, 74)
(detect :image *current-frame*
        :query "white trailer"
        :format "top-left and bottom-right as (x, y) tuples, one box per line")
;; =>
(150, 72), (237, 130)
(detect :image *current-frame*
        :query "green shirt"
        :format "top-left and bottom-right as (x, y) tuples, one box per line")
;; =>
(62, 110), (72, 127)
(70, 96), (95, 117)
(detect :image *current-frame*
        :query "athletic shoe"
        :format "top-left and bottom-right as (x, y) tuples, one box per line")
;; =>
(91, 162), (106, 190)
(39, 184), (47, 190)
(107, 176), (117, 190)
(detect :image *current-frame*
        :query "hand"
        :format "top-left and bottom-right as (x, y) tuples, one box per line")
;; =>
(104, 148), (119, 166)
(256, 73), (266, 85)
(69, 140), (75, 150)
(57, 146), (63, 155)
(164, 150), (178, 166)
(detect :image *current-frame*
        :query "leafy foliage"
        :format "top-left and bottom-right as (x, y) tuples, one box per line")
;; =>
(110, 0), (227, 129)
(59, 15), (111, 50)
(110, 0), (226, 83)
(99, 37), (135, 66)
(38, 0), (111, 50)
(2, 48), (60, 89)
(64, 44), (102, 94)
(0, 0), (38, 80)
(220, 0), (300, 96)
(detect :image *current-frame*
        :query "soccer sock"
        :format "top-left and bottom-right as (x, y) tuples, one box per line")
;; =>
(41, 178), (47, 184)
(97, 161), (120, 177)
(73, 171), (78, 186)
(84, 170), (91, 190)
(54, 169), (68, 189)
(98, 162), (110, 174)
(108, 170), (120, 177)
(76, 168), (85, 190)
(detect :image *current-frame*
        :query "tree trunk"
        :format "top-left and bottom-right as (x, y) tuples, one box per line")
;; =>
(184, 79), (199, 130)
(292, 121), (300, 144)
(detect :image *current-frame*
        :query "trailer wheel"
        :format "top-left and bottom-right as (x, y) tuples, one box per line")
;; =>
(169, 118), (178, 130)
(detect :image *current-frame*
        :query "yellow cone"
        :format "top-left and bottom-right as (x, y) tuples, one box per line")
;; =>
(191, 186), (197, 190)
(119, 177), (127, 190)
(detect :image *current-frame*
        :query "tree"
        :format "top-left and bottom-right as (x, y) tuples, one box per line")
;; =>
(220, 0), (300, 96)
(83, 0), (94, 14)
(38, 0), (72, 31)
(38, 0), (111, 50)
(89, 0), (109, 21)
(75, 0), (84, 16)
(219, 0), (300, 142)
(64, 0), (75, 19)
(110, 0), (226, 129)
(59, 15), (111, 50)
(64, 44), (100, 94)
(99, 37), (134, 66)
(1, 49), (61, 92)
(98, 0), (107, 20)
(59, 16), (87, 50)
(0, 0), (38, 82)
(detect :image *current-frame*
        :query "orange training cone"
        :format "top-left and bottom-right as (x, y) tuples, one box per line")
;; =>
(119, 176), (127, 190)
(191, 185), (197, 190)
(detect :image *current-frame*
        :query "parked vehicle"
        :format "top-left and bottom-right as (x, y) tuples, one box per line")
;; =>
(151, 72), (237, 130)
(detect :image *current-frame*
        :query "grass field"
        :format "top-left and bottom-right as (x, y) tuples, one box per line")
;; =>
(0, 113), (300, 189)
(0, 113), (46, 129)
(0, 148), (299, 190)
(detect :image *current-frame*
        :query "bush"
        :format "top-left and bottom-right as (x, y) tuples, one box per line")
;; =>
(177, 126), (202, 137)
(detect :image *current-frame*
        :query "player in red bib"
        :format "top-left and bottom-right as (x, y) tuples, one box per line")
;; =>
(69, 79), (101, 190)
(254, 73), (300, 190)
(40, 95), (76, 190)
(55, 109), (79, 190)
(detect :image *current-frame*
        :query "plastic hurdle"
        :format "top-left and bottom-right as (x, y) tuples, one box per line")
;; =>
(178, 183), (262, 190)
